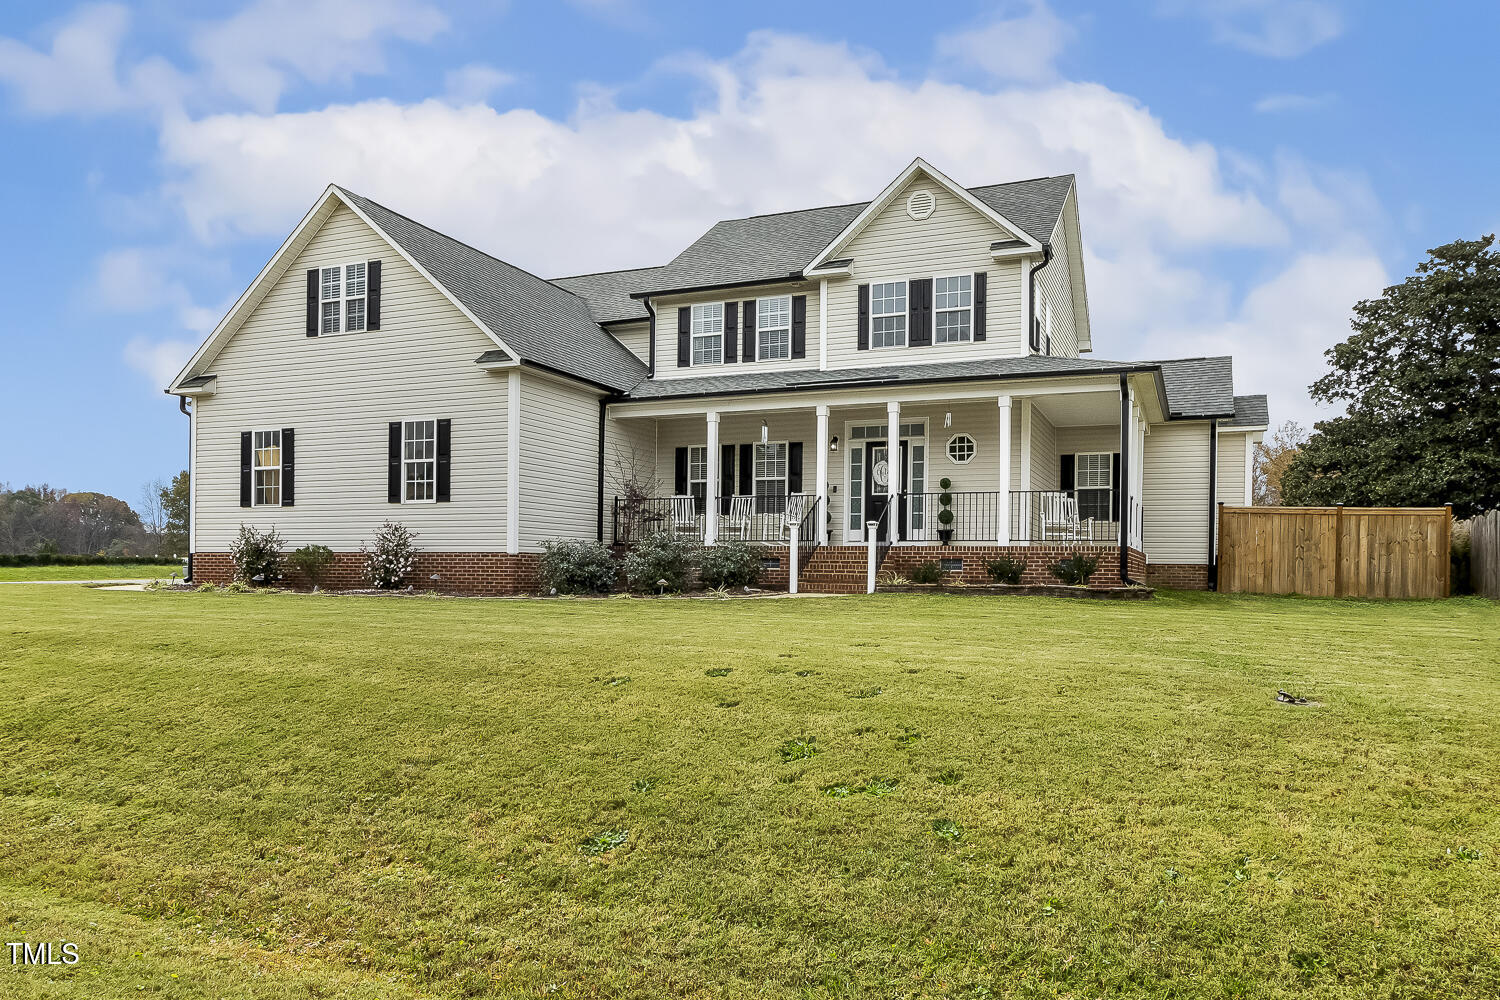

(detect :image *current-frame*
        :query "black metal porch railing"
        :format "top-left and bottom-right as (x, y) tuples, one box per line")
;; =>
(897, 490), (1119, 545)
(904, 490), (1003, 543)
(612, 493), (822, 546)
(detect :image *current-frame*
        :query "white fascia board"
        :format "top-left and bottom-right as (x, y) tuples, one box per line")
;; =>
(805, 157), (1044, 273)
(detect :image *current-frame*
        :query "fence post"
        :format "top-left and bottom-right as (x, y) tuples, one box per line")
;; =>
(1334, 504), (1345, 598)
(866, 521), (879, 594)
(1213, 502), (1224, 591)
(1444, 504), (1453, 598)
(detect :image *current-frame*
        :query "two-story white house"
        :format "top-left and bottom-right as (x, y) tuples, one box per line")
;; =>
(168, 158), (1266, 593)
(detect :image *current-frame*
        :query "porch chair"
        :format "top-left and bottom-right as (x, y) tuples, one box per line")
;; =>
(720, 495), (754, 541)
(1038, 491), (1093, 542)
(670, 495), (700, 539)
(780, 492), (811, 541)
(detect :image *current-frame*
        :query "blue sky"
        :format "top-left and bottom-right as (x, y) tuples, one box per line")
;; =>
(2, 0), (1497, 504)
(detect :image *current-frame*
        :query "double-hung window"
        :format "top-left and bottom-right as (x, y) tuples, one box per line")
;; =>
(757, 296), (791, 361)
(252, 429), (282, 506)
(754, 442), (787, 514)
(870, 281), (907, 348)
(691, 303), (724, 365)
(319, 262), (367, 335)
(687, 445), (708, 512)
(933, 274), (972, 343)
(1076, 452), (1112, 522)
(403, 419), (437, 503)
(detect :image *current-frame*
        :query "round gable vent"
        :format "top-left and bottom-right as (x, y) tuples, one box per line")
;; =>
(906, 189), (936, 220)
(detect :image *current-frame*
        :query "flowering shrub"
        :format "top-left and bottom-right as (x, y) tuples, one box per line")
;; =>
(361, 522), (419, 589)
(229, 524), (285, 586)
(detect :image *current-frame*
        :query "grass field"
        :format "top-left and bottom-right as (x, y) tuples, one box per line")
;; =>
(1, 585), (1497, 998)
(0, 562), (180, 582)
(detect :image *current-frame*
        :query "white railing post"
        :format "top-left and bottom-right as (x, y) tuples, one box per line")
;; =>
(866, 521), (879, 594)
(790, 532), (799, 595)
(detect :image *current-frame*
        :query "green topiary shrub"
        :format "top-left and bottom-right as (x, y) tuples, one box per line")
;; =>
(983, 556), (1025, 585)
(288, 544), (334, 589)
(622, 533), (697, 593)
(539, 539), (618, 594)
(697, 539), (762, 589)
(361, 522), (419, 589)
(910, 560), (943, 585)
(1050, 553), (1100, 586)
(229, 524), (285, 586)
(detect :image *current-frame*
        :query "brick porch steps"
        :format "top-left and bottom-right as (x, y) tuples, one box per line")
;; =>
(797, 545), (872, 594)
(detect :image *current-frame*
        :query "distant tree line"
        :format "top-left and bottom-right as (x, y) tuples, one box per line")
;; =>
(0, 472), (188, 558)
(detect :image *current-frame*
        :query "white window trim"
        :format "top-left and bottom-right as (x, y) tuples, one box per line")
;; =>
(318, 260), (369, 337)
(402, 417), (438, 505)
(1044, 299), (1053, 355)
(756, 295), (792, 362)
(251, 428), (281, 507)
(932, 272), (973, 344)
(690, 302), (725, 367)
(946, 433), (976, 465)
(687, 444), (708, 504)
(753, 440), (789, 513)
(1075, 451), (1112, 520)
(869, 279), (908, 350)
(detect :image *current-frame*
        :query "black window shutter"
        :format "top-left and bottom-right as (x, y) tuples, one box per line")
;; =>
(388, 422), (402, 503)
(1060, 454), (1075, 493)
(738, 443), (753, 495)
(791, 295), (806, 359)
(677, 308), (691, 366)
(366, 260), (382, 330)
(857, 284), (870, 350)
(436, 419), (451, 502)
(724, 302), (738, 364)
(788, 442), (803, 493)
(240, 431), (252, 507)
(1111, 453), (1121, 520)
(973, 272), (987, 341)
(909, 278), (932, 347)
(305, 269), (319, 336)
(280, 428), (295, 506)
(674, 447), (689, 495)
(742, 300), (756, 361)
(720, 443), (734, 511)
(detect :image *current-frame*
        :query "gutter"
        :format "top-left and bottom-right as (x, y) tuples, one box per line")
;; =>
(596, 398), (608, 543)
(643, 295), (656, 378)
(1027, 243), (1054, 355)
(1118, 374), (1133, 587)
(628, 271), (806, 300)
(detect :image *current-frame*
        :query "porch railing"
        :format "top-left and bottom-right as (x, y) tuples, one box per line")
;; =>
(612, 493), (822, 546)
(897, 490), (1120, 545)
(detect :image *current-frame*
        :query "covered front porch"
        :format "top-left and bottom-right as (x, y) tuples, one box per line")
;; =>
(604, 373), (1152, 563)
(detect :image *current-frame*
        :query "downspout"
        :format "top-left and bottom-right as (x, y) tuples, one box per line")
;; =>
(1207, 418), (1219, 591)
(1027, 243), (1054, 355)
(643, 295), (656, 378)
(596, 397), (609, 543)
(1118, 375), (1132, 586)
(179, 394), (193, 582)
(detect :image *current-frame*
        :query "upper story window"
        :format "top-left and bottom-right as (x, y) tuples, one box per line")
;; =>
(870, 280), (907, 349)
(252, 429), (282, 506)
(320, 262), (367, 335)
(934, 274), (972, 343)
(403, 419), (437, 503)
(691, 303), (724, 365)
(757, 296), (791, 361)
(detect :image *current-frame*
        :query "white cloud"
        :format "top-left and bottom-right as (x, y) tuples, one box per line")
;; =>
(0, 4), (184, 114)
(444, 64), (516, 104)
(1253, 91), (1337, 113)
(1161, 0), (1345, 58)
(935, 0), (1075, 82)
(96, 247), (225, 336)
(124, 335), (196, 390)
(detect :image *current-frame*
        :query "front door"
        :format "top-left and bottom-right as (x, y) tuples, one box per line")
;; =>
(863, 440), (909, 539)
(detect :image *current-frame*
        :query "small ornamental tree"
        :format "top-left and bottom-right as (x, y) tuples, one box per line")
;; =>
(289, 544), (335, 589)
(937, 477), (955, 544)
(361, 522), (419, 589)
(229, 524), (285, 586)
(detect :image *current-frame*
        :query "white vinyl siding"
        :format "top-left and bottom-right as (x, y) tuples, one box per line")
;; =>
(192, 203), (510, 551)
(1036, 190), (1083, 357)
(1216, 430), (1251, 506)
(1143, 420), (1212, 564)
(649, 280), (816, 380)
(518, 371), (608, 551)
(609, 320), (651, 365)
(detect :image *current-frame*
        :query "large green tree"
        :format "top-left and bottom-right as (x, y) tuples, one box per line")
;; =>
(160, 471), (190, 557)
(1281, 236), (1500, 517)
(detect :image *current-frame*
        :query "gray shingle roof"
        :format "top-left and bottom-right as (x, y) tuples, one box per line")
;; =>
(1155, 356), (1237, 419)
(337, 187), (648, 392)
(640, 175), (1075, 296)
(624, 354), (1149, 401)
(1225, 394), (1269, 428)
(551, 267), (665, 324)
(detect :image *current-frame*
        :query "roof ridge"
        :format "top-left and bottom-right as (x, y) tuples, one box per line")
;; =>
(334, 184), (593, 309)
(553, 264), (667, 280)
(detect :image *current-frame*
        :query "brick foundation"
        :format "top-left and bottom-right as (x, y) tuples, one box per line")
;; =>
(880, 544), (1147, 589)
(192, 551), (542, 596)
(1144, 563), (1211, 590)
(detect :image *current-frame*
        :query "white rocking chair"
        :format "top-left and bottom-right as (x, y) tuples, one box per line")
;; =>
(670, 495), (700, 539)
(1038, 491), (1093, 542)
(781, 492), (810, 541)
(720, 495), (754, 541)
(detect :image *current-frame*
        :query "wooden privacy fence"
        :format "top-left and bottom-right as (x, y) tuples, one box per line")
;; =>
(1467, 509), (1500, 599)
(1217, 505), (1452, 599)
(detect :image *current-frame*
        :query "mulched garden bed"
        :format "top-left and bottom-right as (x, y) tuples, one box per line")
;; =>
(876, 583), (1154, 600)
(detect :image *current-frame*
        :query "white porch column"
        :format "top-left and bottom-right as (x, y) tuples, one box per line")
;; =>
(705, 411), (720, 545)
(506, 369), (521, 555)
(815, 404), (830, 545)
(1018, 398), (1032, 542)
(886, 401), (901, 544)
(997, 394), (1012, 545)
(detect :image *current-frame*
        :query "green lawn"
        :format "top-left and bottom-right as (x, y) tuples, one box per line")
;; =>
(0, 562), (180, 582)
(1, 586), (1497, 999)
